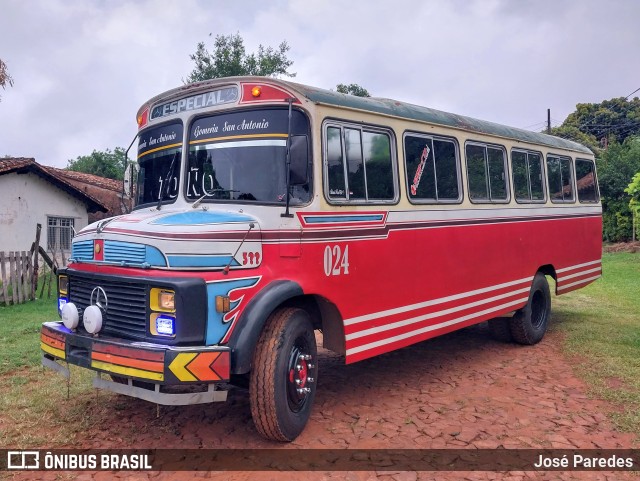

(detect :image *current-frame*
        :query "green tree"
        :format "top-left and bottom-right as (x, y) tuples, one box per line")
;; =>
(0, 58), (13, 102)
(597, 137), (640, 242)
(625, 171), (640, 241)
(66, 148), (127, 180)
(336, 83), (370, 97)
(185, 33), (295, 83)
(558, 97), (640, 144)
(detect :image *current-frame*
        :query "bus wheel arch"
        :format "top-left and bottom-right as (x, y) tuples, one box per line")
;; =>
(510, 271), (552, 345)
(227, 280), (304, 375)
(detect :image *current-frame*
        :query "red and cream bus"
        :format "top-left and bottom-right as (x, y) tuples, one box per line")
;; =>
(41, 77), (601, 441)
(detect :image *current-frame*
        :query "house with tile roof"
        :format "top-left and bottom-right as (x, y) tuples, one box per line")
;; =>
(0, 158), (116, 253)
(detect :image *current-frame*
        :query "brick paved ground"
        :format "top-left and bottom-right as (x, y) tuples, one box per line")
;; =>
(9, 323), (638, 481)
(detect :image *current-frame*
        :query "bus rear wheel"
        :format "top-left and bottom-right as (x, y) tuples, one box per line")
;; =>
(250, 307), (318, 442)
(510, 272), (551, 345)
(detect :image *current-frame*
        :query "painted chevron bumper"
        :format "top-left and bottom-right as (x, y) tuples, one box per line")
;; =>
(40, 322), (230, 384)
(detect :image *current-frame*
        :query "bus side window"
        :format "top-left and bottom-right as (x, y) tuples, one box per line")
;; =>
(512, 150), (545, 203)
(575, 158), (599, 203)
(548, 155), (574, 202)
(405, 134), (460, 202)
(324, 123), (396, 203)
(327, 127), (346, 199)
(466, 144), (488, 200)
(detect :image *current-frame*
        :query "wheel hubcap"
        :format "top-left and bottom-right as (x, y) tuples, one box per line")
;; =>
(287, 347), (314, 412)
(530, 290), (547, 329)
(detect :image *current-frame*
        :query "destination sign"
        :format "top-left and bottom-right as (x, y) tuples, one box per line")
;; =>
(138, 121), (183, 158)
(150, 86), (239, 120)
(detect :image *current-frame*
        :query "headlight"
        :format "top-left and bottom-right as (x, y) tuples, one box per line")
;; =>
(150, 288), (175, 312)
(58, 275), (68, 295)
(150, 313), (176, 337)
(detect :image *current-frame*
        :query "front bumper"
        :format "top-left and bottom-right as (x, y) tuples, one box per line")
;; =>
(41, 321), (230, 405)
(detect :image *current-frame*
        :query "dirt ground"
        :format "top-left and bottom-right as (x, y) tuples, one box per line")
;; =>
(9, 323), (639, 481)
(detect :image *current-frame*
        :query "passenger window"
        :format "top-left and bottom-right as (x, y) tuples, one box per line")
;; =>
(512, 150), (545, 202)
(575, 159), (599, 203)
(547, 155), (574, 202)
(324, 123), (396, 202)
(465, 143), (508, 202)
(327, 127), (346, 199)
(404, 134), (460, 202)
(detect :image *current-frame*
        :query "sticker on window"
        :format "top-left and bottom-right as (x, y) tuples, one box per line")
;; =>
(410, 145), (430, 196)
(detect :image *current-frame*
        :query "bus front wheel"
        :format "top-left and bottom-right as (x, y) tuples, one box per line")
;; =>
(250, 307), (318, 442)
(510, 273), (551, 345)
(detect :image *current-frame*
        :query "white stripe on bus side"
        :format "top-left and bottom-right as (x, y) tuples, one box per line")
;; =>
(346, 298), (529, 356)
(346, 286), (531, 341)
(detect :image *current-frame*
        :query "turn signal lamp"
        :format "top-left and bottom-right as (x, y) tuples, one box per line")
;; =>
(251, 86), (262, 98)
(215, 295), (231, 313)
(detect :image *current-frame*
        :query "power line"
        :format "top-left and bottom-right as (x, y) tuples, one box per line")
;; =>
(625, 87), (640, 100)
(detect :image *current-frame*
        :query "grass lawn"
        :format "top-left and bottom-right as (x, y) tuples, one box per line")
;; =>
(0, 295), (58, 374)
(552, 252), (640, 434)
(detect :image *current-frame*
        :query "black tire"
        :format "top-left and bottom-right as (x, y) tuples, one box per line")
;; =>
(488, 317), (513, 342)
(510, 273), (551, 345)
(250, 307), (318, 442)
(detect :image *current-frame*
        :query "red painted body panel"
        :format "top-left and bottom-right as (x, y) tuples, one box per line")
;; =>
(69, 210), (601, 364)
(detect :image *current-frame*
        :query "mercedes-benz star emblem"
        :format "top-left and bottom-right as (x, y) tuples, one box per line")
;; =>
(90, 286), (108, 312)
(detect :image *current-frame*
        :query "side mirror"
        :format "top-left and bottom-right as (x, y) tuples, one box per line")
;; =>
(289, 135), (309, 185)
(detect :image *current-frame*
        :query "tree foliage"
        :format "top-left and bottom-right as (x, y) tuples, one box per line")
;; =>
(185, 33), (295, 83)
(559, 97), (640, 144)
(596, 137), (640, 242)
(552, 96), (640, 242)
(0, 58), (13, 102)
(66, 148), (127, 180)
(336, 83), (371, 97)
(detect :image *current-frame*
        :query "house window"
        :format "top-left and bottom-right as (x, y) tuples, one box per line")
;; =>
(48, 217), (75, 251)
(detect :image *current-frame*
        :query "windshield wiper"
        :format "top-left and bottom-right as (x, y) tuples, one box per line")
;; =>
(157, 151), (180, 211)
(192, 189), (240, 208)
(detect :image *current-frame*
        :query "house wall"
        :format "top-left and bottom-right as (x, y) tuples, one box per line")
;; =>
(0, 171), (89, 253)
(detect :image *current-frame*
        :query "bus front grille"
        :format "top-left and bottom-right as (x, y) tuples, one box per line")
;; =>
(68, 277), (148, 340)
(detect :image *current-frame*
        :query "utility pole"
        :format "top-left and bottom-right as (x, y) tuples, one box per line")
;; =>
(547, 109), (551, 134)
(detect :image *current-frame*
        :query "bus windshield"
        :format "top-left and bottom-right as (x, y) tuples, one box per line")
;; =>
(186, 109), (311, 205)
(136, 121), (183, 207)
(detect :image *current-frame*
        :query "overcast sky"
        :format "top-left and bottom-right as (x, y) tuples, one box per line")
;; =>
(1, 0), (639, 168)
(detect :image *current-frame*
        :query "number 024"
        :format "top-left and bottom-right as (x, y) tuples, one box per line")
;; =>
(323, 245), (349, 276)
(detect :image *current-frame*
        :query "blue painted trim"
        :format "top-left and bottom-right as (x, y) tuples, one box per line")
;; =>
(71, 240), (93, 260)
(151, 211), (255, 226)
(145, 245), (167, 267)
(167, 255), (240, 268)
(304, 214), (384, 224)
(205, 277), (261, 345)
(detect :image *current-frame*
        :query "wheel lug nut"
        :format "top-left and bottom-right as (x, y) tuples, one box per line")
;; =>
(296, 364), (302, 371)
(307, 363), (315, 369)
(307, 377), (314, 383)
(295, 379), (302, 385)
(297, 387), (311, 394)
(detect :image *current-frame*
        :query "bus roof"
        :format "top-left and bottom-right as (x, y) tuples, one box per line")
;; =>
(141, 76), (592, 156)
(284, 80), (592, 155)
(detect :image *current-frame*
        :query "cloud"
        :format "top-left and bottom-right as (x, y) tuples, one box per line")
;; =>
(0, 0), (638, 167)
